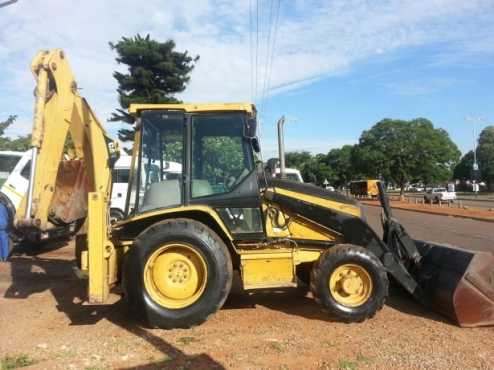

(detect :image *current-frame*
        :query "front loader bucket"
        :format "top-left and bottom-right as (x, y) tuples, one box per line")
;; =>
(414, 241), (494, 327)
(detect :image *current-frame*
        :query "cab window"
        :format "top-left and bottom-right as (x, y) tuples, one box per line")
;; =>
(191, 113), (254, 198)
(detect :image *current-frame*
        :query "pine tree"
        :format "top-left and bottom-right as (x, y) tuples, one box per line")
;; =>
(109, 34), (199, 142)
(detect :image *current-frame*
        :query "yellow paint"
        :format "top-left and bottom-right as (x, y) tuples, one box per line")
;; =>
(241, 251), (295, 289)
(263, 204), (291, 238)
(271, 187), (361, 217)
(293, 249), (322, 264)
(117, 205), (233, 241)
(287, 216), (342, 242)
(329, 264), (373, 307)
(239, 248), (323, 289)
(130, 103), (255, 115)
(88, 191), (113, 303)
(144, 243), (207, 309)
(19, 49), (117, 231)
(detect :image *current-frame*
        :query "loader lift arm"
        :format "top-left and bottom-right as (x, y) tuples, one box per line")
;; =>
(15, 49), (119, 303)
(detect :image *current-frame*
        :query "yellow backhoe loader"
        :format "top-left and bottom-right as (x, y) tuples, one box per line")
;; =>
(3, 49), (493, 328)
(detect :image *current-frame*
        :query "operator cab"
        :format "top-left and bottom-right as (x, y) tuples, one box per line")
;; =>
(126, 104), (264, 238)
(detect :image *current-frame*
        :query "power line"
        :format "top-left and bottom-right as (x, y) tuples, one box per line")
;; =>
(259, 0), (275, 113)
(254, 0), (260, 104)
(249, 0), (254, 102)
(260, 0), (281, 116)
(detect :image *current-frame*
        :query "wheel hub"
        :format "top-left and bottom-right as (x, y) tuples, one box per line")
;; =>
(329, 264), (373, 307)
(144, 243), (207, 309)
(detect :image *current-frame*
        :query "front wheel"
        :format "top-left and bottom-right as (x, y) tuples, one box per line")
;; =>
(310, 244), (388, 322)
(126, 218), (233, 329)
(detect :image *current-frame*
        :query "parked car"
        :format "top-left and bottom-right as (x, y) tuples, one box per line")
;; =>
(424, 188), (456, 203)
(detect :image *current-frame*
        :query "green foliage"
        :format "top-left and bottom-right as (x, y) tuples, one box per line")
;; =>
(477, 126), (494, 186)
(354, 118), (460, 193)
(177, 336), (198, 346)
(325, 145), (358, 187)
(1, 354), (36, 369)
(201, 137), (244, 183)
(453, 150), (474, 180)
(110, 34), (199, 142)
(284, 151), (334, 184)
(0, 115), (31, 151)
(279, 118), (460, 191)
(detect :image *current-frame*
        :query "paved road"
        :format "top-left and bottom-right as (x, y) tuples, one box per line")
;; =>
(404, 194), (494, 210)
(363, 205), (494, 253)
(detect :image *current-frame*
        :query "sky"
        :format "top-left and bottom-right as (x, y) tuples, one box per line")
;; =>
(0, 0), (493, 159)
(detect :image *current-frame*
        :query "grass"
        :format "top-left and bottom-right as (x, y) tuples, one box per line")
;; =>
(356, 354), (372, 364)
(338, 353), (373, 370)
(1, 354), (36, 370)
(177, 336), (198, 346)
(338, 359), (358, 370)
(269, 341), (286, 353)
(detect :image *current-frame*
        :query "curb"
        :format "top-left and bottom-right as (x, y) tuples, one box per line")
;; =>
(361, 202), (494, 223)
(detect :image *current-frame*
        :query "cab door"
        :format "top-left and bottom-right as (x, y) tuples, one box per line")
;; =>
(187, 112), (264, 240)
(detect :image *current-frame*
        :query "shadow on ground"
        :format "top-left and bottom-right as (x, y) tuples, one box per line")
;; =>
(3, 243), (225, 370)
(3, 242), (458, 368)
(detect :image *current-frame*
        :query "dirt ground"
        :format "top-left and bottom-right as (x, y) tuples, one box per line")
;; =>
(1, 211), (494, 369)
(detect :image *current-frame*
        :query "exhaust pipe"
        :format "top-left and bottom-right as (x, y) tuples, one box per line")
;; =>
(277, 116), (286, 179)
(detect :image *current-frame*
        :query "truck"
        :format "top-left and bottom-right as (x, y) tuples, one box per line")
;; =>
(349, 179), (380, 198)
(1, 49), (493, 329)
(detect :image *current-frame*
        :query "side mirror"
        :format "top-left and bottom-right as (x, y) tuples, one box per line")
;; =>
(244, 118), (257, 138)
(251, 137), (261, 153)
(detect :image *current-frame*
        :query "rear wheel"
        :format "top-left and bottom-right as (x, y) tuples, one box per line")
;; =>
(126, 218), (233, 329)
(310, 244), (388, 322)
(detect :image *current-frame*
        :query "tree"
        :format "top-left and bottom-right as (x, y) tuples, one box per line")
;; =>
(453, 151), (474, 181)
(325, 145), (357, 187)
(109, 34), (199, 142)
(477, 126), (494, 189)
(282, 151), (334, 185)
(355, 118), (460, 195)
(284, 151), (313, 171)
(0, 115), (32, 151)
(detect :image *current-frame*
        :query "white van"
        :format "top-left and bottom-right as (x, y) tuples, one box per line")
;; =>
(0, 151), (25, 188)
(1, 151), (183, 225)
(110, 156), (182, 221)
(273, 167), (304, 183)
(0, 150), (31, 211)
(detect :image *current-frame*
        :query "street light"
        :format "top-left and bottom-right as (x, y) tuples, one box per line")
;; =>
(465, 116), (492, 196)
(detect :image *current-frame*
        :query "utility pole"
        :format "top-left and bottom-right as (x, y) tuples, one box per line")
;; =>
(465, 116), (492, 198)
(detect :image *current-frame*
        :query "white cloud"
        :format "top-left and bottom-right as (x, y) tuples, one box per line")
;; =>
(0, 0), (493, 141)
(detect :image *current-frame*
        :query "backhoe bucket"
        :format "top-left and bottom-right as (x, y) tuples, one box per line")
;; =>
(414, 241), (494, 327)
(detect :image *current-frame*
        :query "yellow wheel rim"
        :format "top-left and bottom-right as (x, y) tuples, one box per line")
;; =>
(144, 243), (208, 309)
(329, 263), (373, 307)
